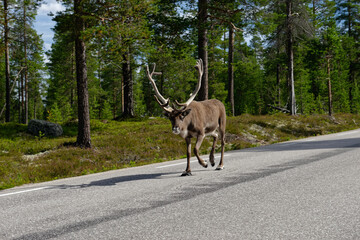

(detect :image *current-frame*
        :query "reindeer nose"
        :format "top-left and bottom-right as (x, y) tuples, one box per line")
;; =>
(172, 126), (180, 134)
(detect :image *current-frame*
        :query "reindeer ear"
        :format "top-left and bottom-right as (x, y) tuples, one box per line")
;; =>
(164, 111), (170, 118)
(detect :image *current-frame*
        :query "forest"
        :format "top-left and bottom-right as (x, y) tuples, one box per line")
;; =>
(1, 1), (359, 142)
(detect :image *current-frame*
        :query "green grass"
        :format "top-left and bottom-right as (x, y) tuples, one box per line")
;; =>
(1, 113), (360, 190)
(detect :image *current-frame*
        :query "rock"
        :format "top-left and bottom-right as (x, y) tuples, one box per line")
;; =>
(28, 119), (63, 137)
(225, 133), (241, 142)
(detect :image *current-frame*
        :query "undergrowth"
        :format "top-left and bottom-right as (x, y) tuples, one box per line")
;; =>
(1, 113), (360, 190)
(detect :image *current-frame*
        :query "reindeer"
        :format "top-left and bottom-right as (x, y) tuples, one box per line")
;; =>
(146, 59), (226, 176)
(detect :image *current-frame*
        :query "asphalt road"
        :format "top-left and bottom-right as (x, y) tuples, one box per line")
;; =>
(1, 129), (360, 240)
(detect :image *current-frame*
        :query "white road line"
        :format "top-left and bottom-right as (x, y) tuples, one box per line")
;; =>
(156, 154), (230, 169)
(278, 129), (360, 147)
(282, 137), (321, 145)
(0, 187), (49, 197)
(280, 142), (297, 146)
(156, 160), (198, 169)
(303, 138), (316, 142)
(337, 130), (360, 136)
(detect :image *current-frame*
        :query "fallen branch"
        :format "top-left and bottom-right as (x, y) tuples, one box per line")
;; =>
(268, 104), (290, 113)
(0, 67), (25, 118)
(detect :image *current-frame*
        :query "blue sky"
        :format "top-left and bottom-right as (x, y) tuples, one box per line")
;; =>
(34, 0), (65, 52)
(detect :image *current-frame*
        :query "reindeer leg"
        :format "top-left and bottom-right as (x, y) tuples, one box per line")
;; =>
(209, 132), (218, 167)
(181, 137), (192, 176)
(194, 134), (208, 168)
(216, 126), (225, 170)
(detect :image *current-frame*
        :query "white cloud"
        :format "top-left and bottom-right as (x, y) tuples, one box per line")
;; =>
(35, 0), (65, 52)
(38, 0), (65, 16)
(34, 20), (54, 27)
(44, 43), (52, 51)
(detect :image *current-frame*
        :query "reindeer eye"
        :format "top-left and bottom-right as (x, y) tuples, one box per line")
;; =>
(179, 115), (185, 120)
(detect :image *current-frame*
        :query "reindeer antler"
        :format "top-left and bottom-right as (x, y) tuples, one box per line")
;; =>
(146, 64), (174, 112)
(174, 59), (203, 109)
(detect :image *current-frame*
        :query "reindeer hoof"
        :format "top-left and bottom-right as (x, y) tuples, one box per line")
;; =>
(199, 161), (208, 168)
(181, 171), (192, 176)
(203, 161), (208, 168)
(215, 166), (224, 170)
(209, 157), (215, 167)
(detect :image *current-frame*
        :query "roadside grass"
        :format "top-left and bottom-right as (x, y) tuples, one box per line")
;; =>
(1, 113), (360, 190)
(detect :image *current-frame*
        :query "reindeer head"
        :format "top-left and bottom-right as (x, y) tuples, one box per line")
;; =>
(146, 59), (203, 135)
(164, 108), (192, 134)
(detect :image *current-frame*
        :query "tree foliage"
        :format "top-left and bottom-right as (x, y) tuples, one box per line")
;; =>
(1, 0), (360, 127)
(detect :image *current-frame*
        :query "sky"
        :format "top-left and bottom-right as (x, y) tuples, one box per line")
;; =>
(34, 0), (65, 52)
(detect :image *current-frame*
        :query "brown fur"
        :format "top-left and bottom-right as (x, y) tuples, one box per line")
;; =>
(166, 99), (226, 176)
(147, 59), (226, 176)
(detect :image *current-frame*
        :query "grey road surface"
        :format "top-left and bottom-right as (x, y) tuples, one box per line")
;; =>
(1, 129), (360, 240)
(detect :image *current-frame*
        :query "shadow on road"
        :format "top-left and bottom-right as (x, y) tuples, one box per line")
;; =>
(50, 138), (360, 190)
(46, 137), (360, 191)
(50, 172), (179, 190)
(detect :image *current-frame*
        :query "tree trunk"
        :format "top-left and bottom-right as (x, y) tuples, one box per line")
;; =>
(21, 73), (24, 123)
(33, 97), (36, 119)
(71, 48), (75, 108)
(121, 75), (124, 113)
(122, 51), (134, 117)
(312, 0), (317, 21)
(288, 42), (296, 115)
(347, 1), (351, 37)
(348, 62), (354, 113)
(4, 0), (11, 122)
(23, 4), (28, 124)
(327, 56), (332, 116)
(286, 0), (296, 115)
(276, 49), (281, 107)
(197, 0), (208, 101)
(0, 68), (23, 118)
(112, 68), (117, 119)
(346, 0), (354, 113)
(74, 0), (91, 148)
(228, 25), (235, 116)
(277, 63), (281, 106)
(18, 73), (21, 123)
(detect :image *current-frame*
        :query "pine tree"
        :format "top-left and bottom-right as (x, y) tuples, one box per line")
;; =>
(46, 12), (77, 120)
(84, 0), (154, 118)
(143, 0), (197, 116)
(7, 0), (45, 123)
(336, 0), (360, 113)
(3, 0), (11, 122)
(74, 0), (91, 148)
(198, 0), (209, 101)
(262, 0), (313, 115)
(10, 0), (43, 123)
